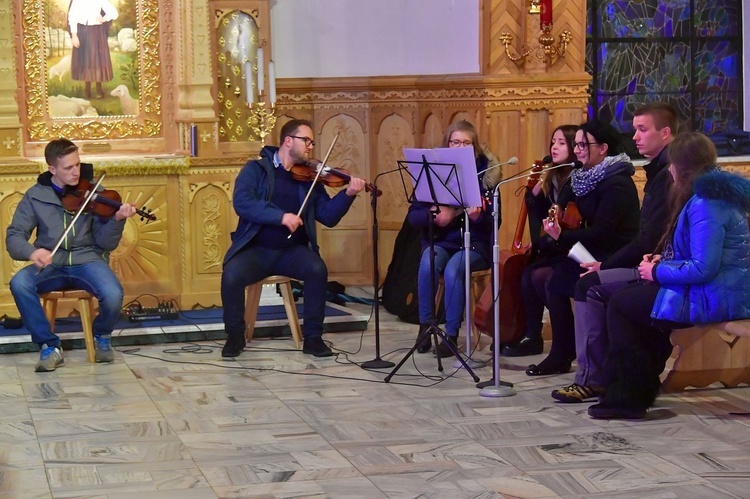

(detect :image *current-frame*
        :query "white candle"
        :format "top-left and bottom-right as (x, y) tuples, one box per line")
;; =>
(244, 62), (254, 105)
(256, 47), (265, 95)
(268, 60), (276, 105)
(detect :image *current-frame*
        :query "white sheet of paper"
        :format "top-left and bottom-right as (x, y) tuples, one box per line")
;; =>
(568, 241), (596, 264)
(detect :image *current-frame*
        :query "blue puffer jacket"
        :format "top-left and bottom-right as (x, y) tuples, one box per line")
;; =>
(652, 170), (750, 324)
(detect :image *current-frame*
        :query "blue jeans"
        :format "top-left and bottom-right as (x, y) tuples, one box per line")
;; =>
(9, 261), (124, 349)
(417, 246), (489, 337)
(221, 244), (327, 339)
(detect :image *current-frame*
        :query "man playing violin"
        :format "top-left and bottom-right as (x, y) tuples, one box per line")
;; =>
(221, 119), (365, 358)
(6, 138), (138, 372)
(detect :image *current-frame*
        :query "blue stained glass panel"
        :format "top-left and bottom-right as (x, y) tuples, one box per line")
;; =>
(597, 0), (690, 38)
(694, 40), (741, 93)
(694, 0), (740, 36)
(597, 42), (690, 94)
(588, 0), (743, 152)
(694, 92), (741, 135)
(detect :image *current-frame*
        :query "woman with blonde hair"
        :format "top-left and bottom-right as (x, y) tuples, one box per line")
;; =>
(409, 120), (502, 356)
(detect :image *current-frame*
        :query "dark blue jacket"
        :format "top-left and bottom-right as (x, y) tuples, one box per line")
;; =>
(223, 146), (356, 265)
(653, 170), (750, 324)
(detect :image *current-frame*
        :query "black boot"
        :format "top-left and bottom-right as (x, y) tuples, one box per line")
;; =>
(416, 323), (431, 353)
(588, 346), (656, 419)
(435, 335), (458, 358)
(502, 336), (543, 357)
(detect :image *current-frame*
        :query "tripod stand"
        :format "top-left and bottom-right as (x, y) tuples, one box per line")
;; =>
(385, 152), (481, 383)
(361, 169), (400, 370)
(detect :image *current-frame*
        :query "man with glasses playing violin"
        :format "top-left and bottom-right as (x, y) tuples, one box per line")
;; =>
(6, 138), (138, 372)
(221, 119), (365, 359)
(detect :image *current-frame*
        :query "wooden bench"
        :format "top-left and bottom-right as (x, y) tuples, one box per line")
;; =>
(662, 319), (750, 392)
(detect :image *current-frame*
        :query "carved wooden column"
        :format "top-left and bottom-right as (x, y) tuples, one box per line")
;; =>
(0, 0), (24, 160)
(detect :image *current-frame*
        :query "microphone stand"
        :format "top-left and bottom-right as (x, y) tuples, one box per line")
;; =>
(474, 163), (575, 394)
(361, 168), (401, 370)
(478, 179), (516, 397)
(452, 208), (485, 370)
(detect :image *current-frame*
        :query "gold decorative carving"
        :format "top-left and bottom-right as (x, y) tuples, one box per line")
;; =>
(0, 130), (20, 157)
(76, 156), (190, 177)
(108, 184), (168, 282)
(22, 0), (162, 141)
(200, 193), (223, 272)
(188, 181), (232, 204)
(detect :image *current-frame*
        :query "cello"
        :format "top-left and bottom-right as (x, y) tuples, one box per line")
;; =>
(473, 160), (545, 344)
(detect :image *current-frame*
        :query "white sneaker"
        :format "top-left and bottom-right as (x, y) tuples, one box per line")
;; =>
(35, 345), (64, 372)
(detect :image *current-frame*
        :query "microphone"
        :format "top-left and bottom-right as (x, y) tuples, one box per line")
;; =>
(477, 156), (518, 176)
(542, 155), (553, 164)
(491, 160), (582, 192)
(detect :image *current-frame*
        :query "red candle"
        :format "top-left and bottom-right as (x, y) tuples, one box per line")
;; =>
(540, 0), (553, 28)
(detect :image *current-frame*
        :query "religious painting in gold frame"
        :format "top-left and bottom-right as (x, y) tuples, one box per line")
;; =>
(21, 0), (161, 141)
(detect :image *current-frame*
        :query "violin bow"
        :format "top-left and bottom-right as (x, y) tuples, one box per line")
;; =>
(287, 133), (340, 238)
(47, 174), (107, 262)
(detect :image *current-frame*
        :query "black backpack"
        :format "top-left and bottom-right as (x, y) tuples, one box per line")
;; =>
(382, 217), (444, 324)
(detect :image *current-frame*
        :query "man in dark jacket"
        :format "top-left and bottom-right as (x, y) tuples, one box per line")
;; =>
(551, 102), (677, 403)
(6, 138), (137, 372)
(221, 119), (365, 358)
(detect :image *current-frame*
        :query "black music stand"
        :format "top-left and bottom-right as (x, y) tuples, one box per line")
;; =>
(384, 153), (480, 383)
(361, 168), (403, 370)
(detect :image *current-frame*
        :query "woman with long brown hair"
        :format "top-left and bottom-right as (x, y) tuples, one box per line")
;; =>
(589, 132), (750, 419)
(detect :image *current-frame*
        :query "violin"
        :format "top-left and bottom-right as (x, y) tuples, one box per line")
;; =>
(290, 159), (382, 196)
(61, 178), (156, 222)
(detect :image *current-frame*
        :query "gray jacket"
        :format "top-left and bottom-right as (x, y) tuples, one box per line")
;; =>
(6, 172), (126, 266)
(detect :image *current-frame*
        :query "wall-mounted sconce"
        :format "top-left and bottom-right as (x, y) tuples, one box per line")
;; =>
(499, 0), (571, 66)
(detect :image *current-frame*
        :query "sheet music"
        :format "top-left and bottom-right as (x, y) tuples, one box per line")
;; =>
(403, 147), (482, 208)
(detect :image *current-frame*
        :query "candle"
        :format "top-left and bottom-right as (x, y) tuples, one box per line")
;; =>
(268, 60), (276, 105)
(244, 61), (254, 105)
(540, 0), (552, 28)
(190, 125), (197, 157)
(256, 47), (265, 95)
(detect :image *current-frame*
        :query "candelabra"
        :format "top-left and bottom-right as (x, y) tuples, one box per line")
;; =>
(247, 99), (277, 142)
(499, 25), (572, 66)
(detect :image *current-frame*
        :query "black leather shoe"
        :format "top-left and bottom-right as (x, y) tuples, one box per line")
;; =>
(416, 324), (431, 354)
(502, 336), (543, 357)
(435, 335), (458, 358)
(588, 402), (646, 420)
(221, 334), (246, 359)
(303, 336), (334, 357)
(525, 358), (572, 376)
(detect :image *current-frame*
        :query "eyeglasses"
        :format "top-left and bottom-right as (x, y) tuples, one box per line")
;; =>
(573, 141), (600, 150)
(448, 139), (473, 147)
(289, 135), (315, 147)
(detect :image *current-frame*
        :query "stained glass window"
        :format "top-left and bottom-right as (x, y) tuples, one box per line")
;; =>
(586, 0), (743, 156)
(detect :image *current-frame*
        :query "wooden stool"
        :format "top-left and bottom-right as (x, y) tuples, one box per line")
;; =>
(435, 269), (491, 349)
(40, 290), (96, 363)
(244, 276), (303, 348)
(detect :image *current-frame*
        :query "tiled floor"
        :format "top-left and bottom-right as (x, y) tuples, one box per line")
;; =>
(1, 299), (749, 498)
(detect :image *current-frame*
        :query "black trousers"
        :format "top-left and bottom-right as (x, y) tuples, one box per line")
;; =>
(601, 280), (686, 409)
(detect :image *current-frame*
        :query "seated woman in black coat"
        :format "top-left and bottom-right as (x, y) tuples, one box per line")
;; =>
(525, 120), (641, 376)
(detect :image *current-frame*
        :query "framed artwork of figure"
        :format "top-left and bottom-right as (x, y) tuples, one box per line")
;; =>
(20, 0), (161, 142)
